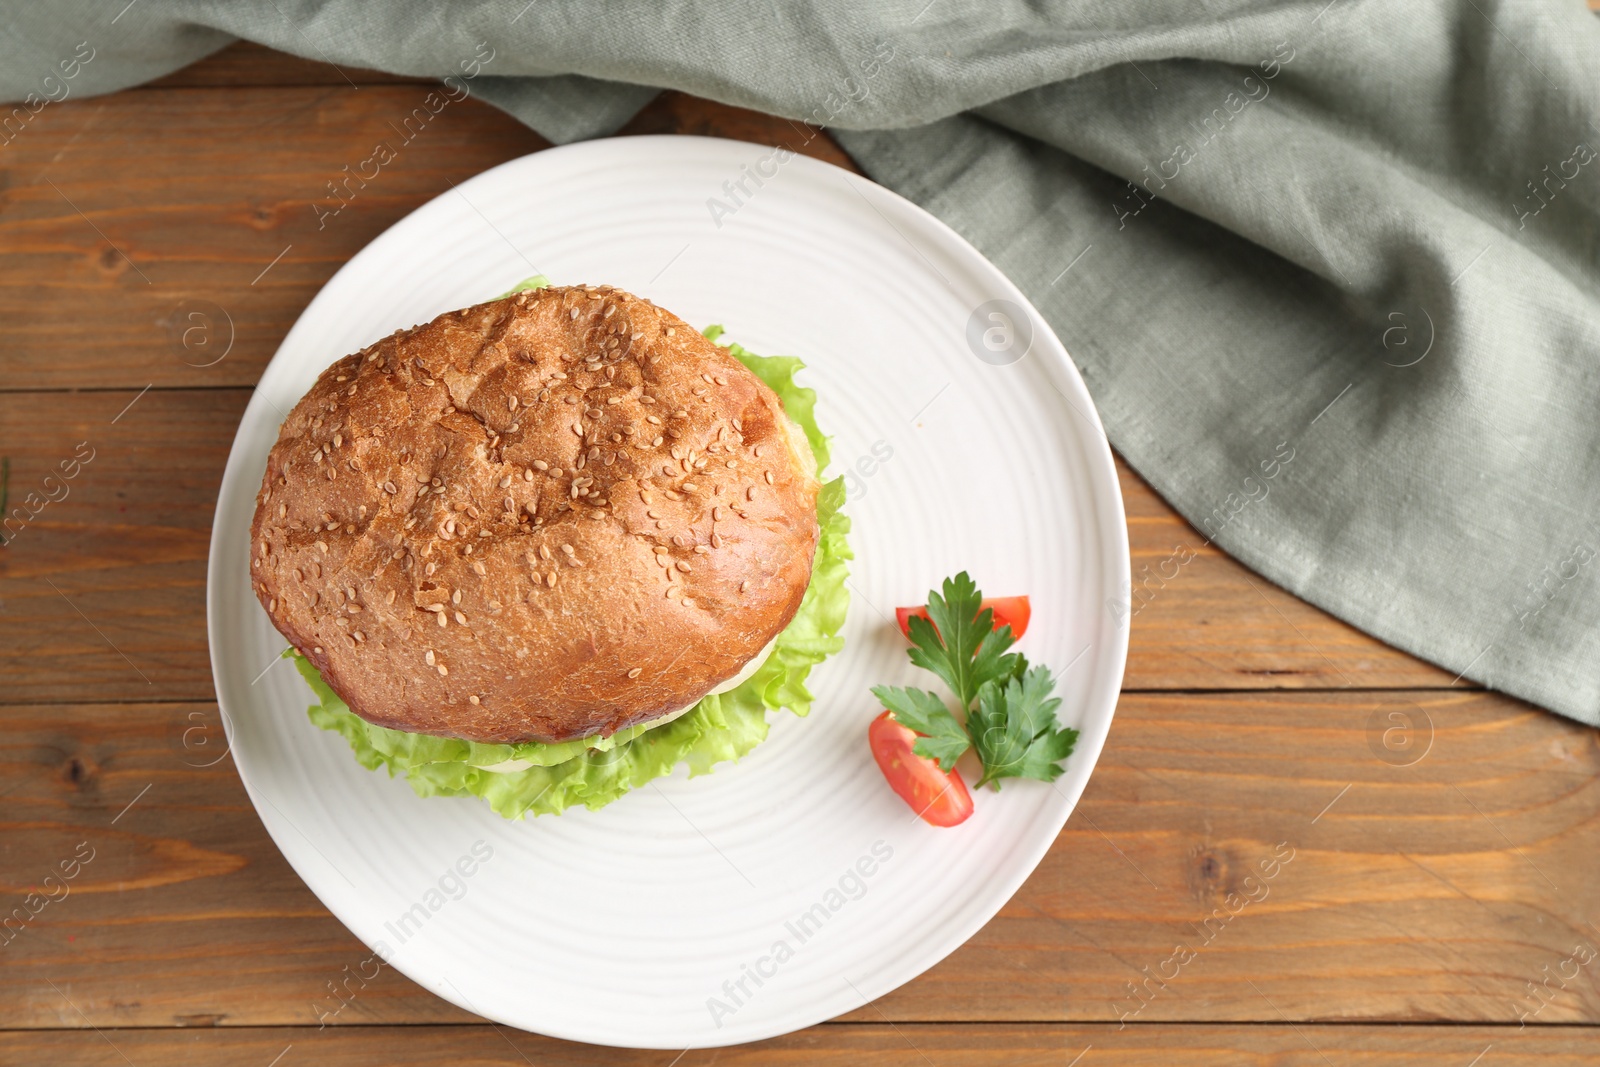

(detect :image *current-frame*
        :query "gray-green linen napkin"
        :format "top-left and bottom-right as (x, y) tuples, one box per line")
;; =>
(6, 0), (1599, 724)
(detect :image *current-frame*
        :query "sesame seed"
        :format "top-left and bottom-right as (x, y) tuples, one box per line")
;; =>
(314, 646), (323, 654)
(666, 328), (675, 337)
(746, 487), (756, 500)
(627, 667), (643, 679)
(469, 694), (481, 705)
(712, 533), (723, 548)
(647, 510), (661, 519)
(437, 663), (448, 676)
(764, 470), (774, 484)
(499, 475), (513, 488)
(607, 396), (622, 405)
(425, 649), (436, 666)
(714, 376), (728, 386)
(437, 612), (448, 627)
(473, 561), (486, 575)
(452, 589), (462, 604)
(386, 589), (396, 604)
(740, 580), (749, 592)
(277, 503), (287, 518)
(676, 561), (692, 573)
(455, 611), (467, 624)
(561, 544), (575, 555)
(533, 460), (549, 471)
(682, 482), (698, 492)
(509, 396), (519, 411)
(570, 308), (580, 319)
(681, 597), (695, 607)
(546, 571), (557, 587)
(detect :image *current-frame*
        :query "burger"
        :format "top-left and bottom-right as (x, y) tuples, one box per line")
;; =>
(249, 278), (850, 818)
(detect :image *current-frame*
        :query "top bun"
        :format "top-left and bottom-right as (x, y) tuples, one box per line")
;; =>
(249, 285), (821, 744)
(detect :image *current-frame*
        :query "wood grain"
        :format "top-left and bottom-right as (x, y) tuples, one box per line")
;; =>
(0, 388), (1452, 705)
(3, 1023), (1598, 1066)
(0, 83), (845, 394)
(0, 85), (548, 392)
(1, 690), (1593, 1028)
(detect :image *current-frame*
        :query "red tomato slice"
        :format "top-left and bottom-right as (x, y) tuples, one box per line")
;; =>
(895, 595), (1031, 641)
(867, 711), (974, 827)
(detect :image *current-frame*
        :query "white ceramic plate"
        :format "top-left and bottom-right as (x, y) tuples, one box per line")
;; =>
(208, 135), (1129, 1049)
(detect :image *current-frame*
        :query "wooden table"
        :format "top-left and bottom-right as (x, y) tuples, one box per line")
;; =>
(3, 41), (1597, 1065)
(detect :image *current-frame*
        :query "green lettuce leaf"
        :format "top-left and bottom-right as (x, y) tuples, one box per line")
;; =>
(495, 273), (551, 298)
(290, 319), (850, 819)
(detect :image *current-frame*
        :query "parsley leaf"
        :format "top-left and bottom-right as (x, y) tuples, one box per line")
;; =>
(968, 666), (1078, 790)
(871, 685), (970, 771)
(906, 572), (1023, 708)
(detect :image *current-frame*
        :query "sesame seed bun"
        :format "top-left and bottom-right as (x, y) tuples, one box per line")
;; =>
(249, 285), (821, 744)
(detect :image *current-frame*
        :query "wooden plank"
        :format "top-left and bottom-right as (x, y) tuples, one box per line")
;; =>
(0, 85), (846, 394)
(0, 390), (246, 704)
(2, 1023), (1597, 1065)
(0, 86), (549, 391)
(1, 690), (1592, 1028)
(0, 390), (1451, 704)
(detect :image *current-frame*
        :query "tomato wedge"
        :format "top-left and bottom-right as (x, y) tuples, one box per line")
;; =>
(867, 711), (974, 827)
(896, 595), (1031, 641)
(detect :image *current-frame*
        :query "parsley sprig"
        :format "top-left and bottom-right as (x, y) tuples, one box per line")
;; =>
(871, 573), (1077, 790)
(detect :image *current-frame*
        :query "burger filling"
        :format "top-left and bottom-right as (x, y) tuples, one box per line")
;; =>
(475, 634), (781, 773)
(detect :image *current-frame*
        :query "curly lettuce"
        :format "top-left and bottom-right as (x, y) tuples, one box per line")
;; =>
(289, 309), (850, 819)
